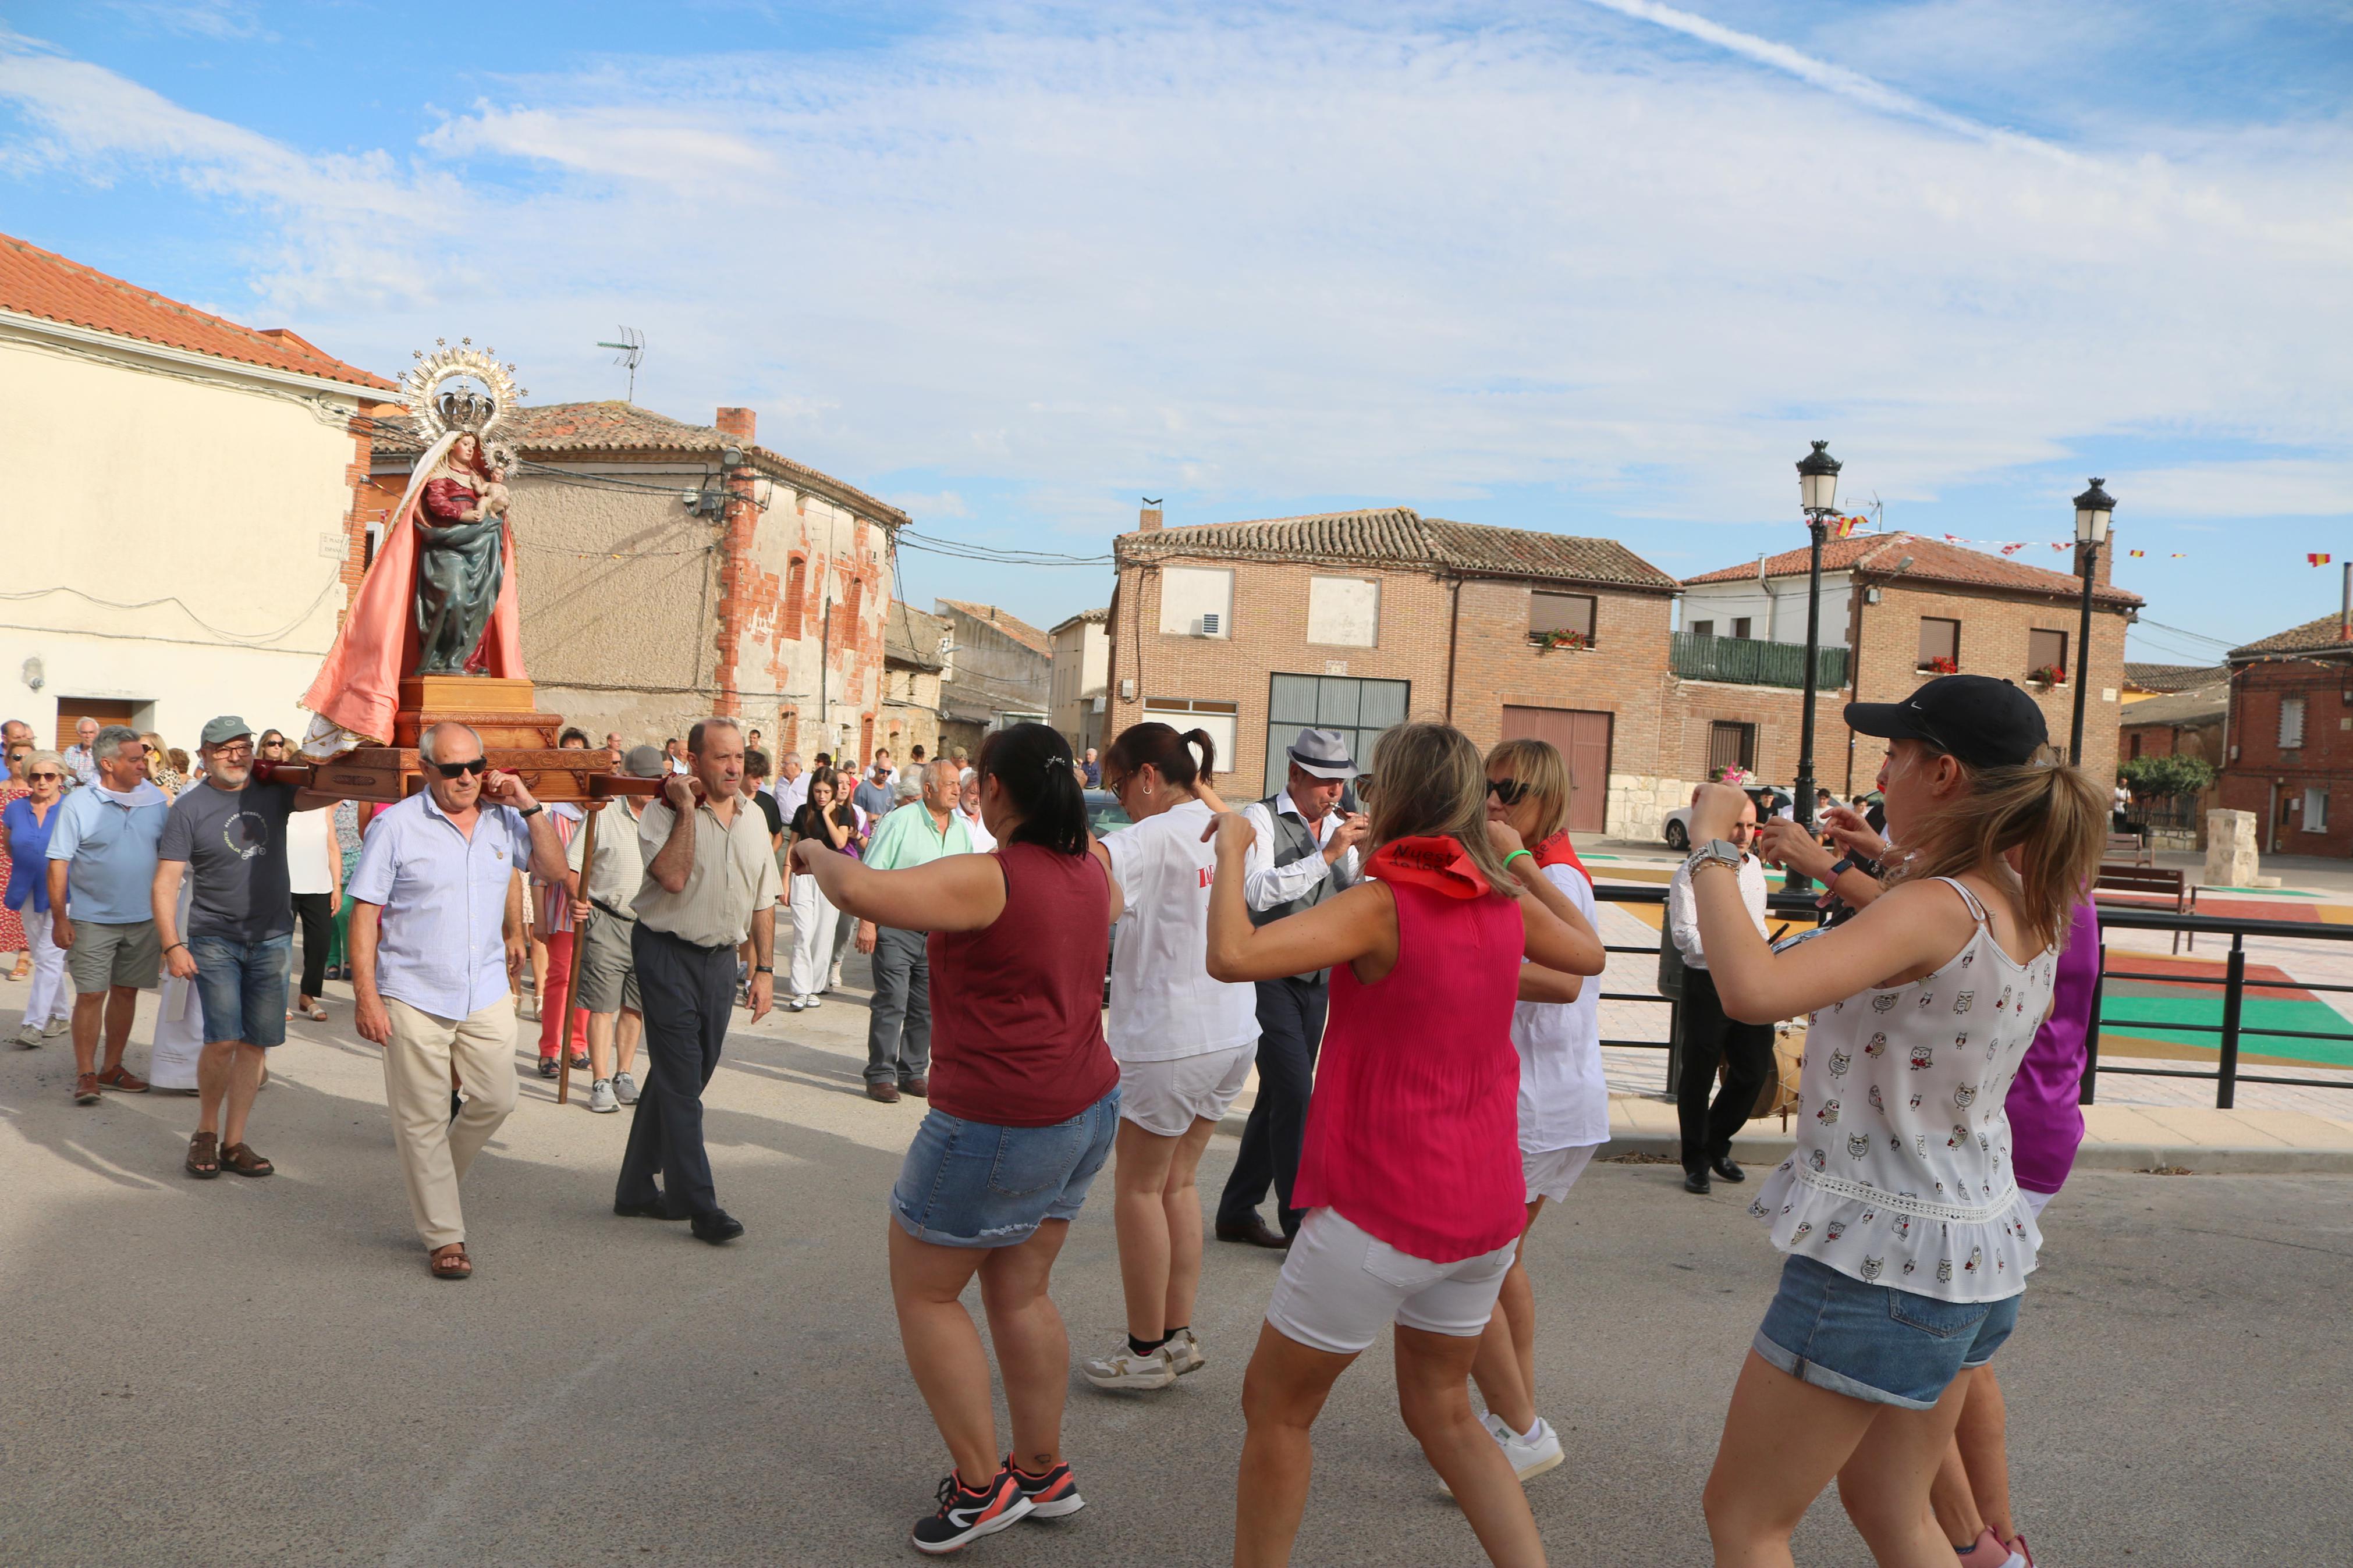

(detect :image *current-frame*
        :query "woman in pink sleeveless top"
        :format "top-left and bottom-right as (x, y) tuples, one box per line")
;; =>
(1202, 722), (1605, 1568)
(793, 722), (1125, 1556)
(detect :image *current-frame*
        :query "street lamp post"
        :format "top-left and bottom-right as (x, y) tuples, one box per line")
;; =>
(1792, 440), (1843, 863)
(2069, 478), (2116, 766)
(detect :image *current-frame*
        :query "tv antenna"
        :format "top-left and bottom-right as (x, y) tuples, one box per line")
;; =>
(597, 326), (645, 401)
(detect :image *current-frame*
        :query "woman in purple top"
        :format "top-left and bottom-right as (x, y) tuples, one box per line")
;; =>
(1932, 897), (2099, 1567)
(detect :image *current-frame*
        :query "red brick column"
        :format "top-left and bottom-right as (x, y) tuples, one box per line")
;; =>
(711, 406), (759, 717)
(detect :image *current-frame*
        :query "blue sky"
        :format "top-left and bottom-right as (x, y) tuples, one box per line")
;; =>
(3, 1), (2347, 664)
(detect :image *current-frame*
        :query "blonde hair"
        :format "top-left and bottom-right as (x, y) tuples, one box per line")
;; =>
(1484, 738), (1570, 841)
(1367, 723), (1514, 895)
(1887, 746), (2105, 952)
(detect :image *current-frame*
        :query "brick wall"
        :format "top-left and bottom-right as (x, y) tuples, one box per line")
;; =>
(2220, 660), (2353, 857)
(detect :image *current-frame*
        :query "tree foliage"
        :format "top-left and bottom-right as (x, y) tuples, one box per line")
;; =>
(2120, 753), (2217, 799)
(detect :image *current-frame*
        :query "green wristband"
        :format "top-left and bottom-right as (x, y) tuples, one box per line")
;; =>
(1503, 849), (1533, 869)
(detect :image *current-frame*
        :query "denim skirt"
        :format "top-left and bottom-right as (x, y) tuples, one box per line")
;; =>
(890, 1088), (1120, 1248)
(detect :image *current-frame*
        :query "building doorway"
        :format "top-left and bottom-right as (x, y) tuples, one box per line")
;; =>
(1500, 705), (1613, 833)
(53, 698), (142, 750)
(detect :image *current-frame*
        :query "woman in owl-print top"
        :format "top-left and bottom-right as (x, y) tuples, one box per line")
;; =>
(1676, 674), (2103, 1568)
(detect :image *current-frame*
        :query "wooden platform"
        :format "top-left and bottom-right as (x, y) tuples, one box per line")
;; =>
(307, 676), (605, 803)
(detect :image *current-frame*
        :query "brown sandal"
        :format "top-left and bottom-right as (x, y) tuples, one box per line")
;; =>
(186, 1130), (221, 1179)
(220, 1142), (274, 1178)
(428, 1243), (472, 1280)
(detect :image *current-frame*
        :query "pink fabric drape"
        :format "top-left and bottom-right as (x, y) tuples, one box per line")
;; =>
(301, 431), (525, 748)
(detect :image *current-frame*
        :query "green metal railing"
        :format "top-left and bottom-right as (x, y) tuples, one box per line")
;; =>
(1670, 631), (1850, 691)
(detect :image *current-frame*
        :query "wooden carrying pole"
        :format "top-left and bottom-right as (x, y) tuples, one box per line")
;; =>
(554, 773), (662, 1106)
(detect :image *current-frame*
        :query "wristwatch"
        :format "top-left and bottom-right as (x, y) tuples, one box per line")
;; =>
(754, 965), (774, 975)
(1684, 839), (1744, 878)
(518, 802), (544, 819)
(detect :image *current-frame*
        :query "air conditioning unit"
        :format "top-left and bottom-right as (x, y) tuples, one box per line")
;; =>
(1199, 612), (1221, 637)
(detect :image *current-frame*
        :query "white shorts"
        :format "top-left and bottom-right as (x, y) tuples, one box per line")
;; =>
(1115, 1043), (1255, 1137)
(1265, 1207), (1516, 1356)
(1522, 1144), (1598, 1204)
(2023, 1189), (2053, 1218)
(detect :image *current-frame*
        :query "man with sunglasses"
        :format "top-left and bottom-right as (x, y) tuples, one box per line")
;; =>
(1665, 791), (1771, 1193)
(1213, 727), (1370, 1251)
(346, 721), (574, 1280)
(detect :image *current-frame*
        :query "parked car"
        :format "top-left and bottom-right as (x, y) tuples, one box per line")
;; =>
(1084, 788), (1132, 838)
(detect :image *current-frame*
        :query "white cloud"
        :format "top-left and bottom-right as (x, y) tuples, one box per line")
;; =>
(0, 8), (2344, 539)
(2117, 460), (2353, 519)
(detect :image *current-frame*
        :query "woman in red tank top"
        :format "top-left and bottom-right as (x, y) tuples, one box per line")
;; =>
(793, 723), (1126, 1555)
(1201, 722), (1606, 1568)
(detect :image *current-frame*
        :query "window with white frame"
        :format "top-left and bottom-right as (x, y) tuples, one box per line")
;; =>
(1159, 567), (1233, 638)
(1141, 698), (1238, 773)
(2304, 786), (2329, 833)
(1307, 576), (1380, 646)
(2280, 695), (2308, 749)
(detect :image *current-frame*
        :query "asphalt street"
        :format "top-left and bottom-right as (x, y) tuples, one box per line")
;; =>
(2, 969), (2348, 1567)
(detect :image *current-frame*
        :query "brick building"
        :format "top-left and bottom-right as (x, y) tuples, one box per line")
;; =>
(370, 401), (906, 758)
(1104, 505), (1684, 830)
(1683, 532), (2142, 790)
(2217, 613), (2353, 857)
(2123, 662), (2227, 706)
(880, 601), (950, 764)
(935, 600), (1052, 758)
(1048, 607), (1110, 755)
(0, 232), (389, 749)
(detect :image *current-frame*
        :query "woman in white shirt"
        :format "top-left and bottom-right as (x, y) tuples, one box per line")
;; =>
(1079, 723), (1254, 1392)
(1462, 738), (1606, 1485)
(1683, 675), (2103, 1566)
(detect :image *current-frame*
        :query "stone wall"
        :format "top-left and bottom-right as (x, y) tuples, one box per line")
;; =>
(1606, 772), (1691, 842)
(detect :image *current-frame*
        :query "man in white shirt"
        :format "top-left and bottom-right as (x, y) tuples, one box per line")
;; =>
(1665, 793), (1772, 1194)
(1213, 727), (1369, 1250)
(773, 751), (810, 816)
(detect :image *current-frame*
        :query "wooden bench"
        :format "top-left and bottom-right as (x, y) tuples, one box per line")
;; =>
(2093, 863), (2198, 953)
(2107, 831), (2153, 867)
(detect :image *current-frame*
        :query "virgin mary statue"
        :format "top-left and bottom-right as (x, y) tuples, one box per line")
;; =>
(298, 428), (524, 759)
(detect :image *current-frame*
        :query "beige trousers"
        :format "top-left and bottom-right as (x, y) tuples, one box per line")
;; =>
(382, 995), (520, 1250)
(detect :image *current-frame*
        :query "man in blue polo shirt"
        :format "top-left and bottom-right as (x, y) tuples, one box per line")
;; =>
(46, 724), (169, 1105)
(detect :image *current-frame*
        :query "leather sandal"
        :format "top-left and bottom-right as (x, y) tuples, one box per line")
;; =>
(220, 1142), (274, 1178)
(186, 1130), (221, 1179)
(428, 1243), (472, 1280)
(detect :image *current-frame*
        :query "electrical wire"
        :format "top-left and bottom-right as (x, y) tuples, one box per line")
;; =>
(0, 573), (344, 648)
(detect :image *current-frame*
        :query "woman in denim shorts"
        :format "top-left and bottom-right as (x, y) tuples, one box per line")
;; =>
(794, 723), (1122, 1555)
(1678, 675), (2106, 1565)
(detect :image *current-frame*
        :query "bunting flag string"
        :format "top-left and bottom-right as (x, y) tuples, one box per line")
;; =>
(2310, 553), (2334, 566)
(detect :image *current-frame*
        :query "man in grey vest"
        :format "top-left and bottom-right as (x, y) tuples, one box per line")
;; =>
(1213, 728), (1369, 1249)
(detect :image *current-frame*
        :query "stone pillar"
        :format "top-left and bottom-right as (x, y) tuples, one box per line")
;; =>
(2205, 809), (2258, 888)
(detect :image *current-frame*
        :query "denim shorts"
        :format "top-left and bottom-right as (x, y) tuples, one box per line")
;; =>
(189, 933), (292, 1048)
(1753, 1254), (2021, 1410)
(890, 1089), (1120, 1249)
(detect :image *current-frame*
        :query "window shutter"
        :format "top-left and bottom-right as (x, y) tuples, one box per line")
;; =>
(2281, 696), (2307, 749)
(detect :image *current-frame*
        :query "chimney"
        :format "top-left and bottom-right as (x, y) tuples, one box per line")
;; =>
(2075, 539), (2114, 589)
(715, 406), (756, 445)
(1139, 502), (1163, 532)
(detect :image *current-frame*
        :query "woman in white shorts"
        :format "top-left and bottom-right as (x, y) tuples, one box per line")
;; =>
(1465, 738), (1610, 1486)
(1081, 722), (1256, 1392)
(1203, 723), (1606, 1568)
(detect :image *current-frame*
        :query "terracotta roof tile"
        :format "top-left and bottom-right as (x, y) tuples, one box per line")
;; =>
(2123, 662), (2228, 691)
(1048, 607), (1109, 636)
(2230, 612), (2353, 659)
(885, 602), (952, 669)
(0, 230), (392, 390)
(1116, 507), (1678, 591)
(1683, 532), (2142, 610)
(373, 400), (908, 525)
(938, 599), (1053, 656)
(2120, 681), (2229, 728)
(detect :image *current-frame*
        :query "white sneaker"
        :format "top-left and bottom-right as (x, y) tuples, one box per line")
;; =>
(588, 1078), (619, 1114)
(12, 1021), (38, 1048)
(1081, 1342), (1177, 1391)
(827, 962), (844, 990)
(611, 1071), (640, 1106)
(786, 994), (807, 1012)
(801, 993), (822, 1009)
(1485, 1413), (1564, 1483)
(1167, 1326), (1206, 1376)
(42, 1014), (70, 1038)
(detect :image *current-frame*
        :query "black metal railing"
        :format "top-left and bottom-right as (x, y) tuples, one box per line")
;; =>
(1592, 885), (2353, 1109)
(1669, 631), (1851, 692)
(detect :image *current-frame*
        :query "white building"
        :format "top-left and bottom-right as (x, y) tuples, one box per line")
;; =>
(1048, 607), (1110, 754)
(0, 232), (389, 750)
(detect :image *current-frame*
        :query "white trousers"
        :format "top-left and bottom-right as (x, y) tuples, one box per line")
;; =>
(787, 874), (840, 999)
(382, 995), (520, 1250)
(23, 913), (68, 1027)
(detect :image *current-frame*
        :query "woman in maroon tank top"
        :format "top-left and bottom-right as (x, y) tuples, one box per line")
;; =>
(793, 723), (1126, 1555)
(1202, 723), (1606, 1568)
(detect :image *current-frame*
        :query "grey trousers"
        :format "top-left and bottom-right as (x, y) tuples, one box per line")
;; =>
(865, 925), (931, 1086)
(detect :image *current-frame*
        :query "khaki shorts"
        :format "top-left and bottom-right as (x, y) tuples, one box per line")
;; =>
(68, 918), (162, 994)
(576, 911), (641, 1016)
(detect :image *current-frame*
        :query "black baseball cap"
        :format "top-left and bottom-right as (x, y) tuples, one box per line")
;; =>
(1844, 675), (2048, 770)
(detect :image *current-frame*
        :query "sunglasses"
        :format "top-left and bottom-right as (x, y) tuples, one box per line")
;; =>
(431, 758), (488, 778)
(1486, 777), (1531, 806)
(27, 771), (62, 782)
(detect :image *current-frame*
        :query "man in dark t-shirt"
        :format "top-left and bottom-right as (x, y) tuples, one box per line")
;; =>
(152, 715), (308, 1180)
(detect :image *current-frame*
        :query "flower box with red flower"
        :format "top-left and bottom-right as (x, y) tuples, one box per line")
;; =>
(2028, 664), (2065, 687)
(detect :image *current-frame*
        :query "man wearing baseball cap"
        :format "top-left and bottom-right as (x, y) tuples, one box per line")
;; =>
(152, 715), (325, 1178)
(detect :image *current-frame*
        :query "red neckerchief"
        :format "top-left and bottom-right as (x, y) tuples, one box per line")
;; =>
(1531, 830), (1587, 881)
(1364, 835), (1492, 899)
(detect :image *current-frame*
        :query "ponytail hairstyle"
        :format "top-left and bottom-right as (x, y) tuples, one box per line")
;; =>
(976, 720), (1088, 856)
(1102, 721), (1217, 794)
(1483, 737), (1571, 841)
(1886, 747), (2105, 952)
(1364, 721), (1514, 896)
